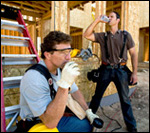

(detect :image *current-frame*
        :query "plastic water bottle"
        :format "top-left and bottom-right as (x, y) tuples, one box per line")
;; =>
(100, 15), (110, 22)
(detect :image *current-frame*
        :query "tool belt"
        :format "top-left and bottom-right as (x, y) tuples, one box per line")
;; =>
(102, 61), (137, 86)
(14, 118), (41, 132)
(15, 111), (74, 132)
(102, 61), (126, 69)
(63, 112), (74, 117)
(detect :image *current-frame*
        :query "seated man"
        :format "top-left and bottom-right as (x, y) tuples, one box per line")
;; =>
(17, 31), (103, 132)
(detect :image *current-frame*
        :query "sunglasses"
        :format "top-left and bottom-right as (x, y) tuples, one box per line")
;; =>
(49, 48), (73, 56)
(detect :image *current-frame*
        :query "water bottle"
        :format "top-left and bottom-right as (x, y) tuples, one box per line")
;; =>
(100, 15), (110, 22)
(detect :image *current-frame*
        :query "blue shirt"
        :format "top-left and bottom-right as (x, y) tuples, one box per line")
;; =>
(19, 60), (78, 119)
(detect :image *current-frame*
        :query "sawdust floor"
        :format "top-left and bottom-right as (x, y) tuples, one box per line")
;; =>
(94, 69), (149, 132)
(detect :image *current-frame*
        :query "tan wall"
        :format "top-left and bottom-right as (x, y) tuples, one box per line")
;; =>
(70, 3), (93, 49)
(41, 3), (93, 49)
(71, 57), (100, 102)
(139, 28), (149, 62)
(124, 1), (140, 69)
(139, 30), (145, 62)
(42, 19), (51, 39)
(139, 1), (149, 28)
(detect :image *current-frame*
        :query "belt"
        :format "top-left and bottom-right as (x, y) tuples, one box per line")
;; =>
(25, 113), (74, 122)
(102, 61), (126, 66)
(102, 61), (126, 69)
(63, 112), (74, 117)
(24, 117), (41, 122)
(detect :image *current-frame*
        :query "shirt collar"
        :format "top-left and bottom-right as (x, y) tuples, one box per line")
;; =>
(108, 30), (121, 34)
(117, 30), (121, 34)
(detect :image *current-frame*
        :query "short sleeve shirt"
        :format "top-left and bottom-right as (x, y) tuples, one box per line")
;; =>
(94, 30), (135, 64)
(19, 60), (78, 119)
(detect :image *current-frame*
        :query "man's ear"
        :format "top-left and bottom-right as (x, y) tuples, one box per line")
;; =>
(117, 18), (120, 23)
(44, 51), (51, 59)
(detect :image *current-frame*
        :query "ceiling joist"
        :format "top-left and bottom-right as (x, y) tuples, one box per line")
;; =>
(12, 1), (49, 11)
(1, 1), (91, 21)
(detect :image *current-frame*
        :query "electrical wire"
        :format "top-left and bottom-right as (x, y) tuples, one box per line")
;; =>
(92, 54), (100, 64)
(101, 87), (137, 132)
(100, 106), (122, 132)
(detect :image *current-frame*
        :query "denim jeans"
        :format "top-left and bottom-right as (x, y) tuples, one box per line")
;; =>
(57, 116), (93, 132)
(89, 65), (137, 129)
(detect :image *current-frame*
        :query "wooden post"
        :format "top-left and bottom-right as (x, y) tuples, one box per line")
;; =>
(121, 1), (129, 30)
(40, 20), (43, 43)
(51, 1), (70, 34)
(51, 1), (55, 31)
(93, 1), (106, 58)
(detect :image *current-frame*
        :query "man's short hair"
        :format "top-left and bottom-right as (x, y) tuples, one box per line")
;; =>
(41, 31), (72, 59)
(112, 11), (120, 19)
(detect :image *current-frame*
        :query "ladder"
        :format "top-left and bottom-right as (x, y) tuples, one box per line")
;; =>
(1, 5), (40, 132)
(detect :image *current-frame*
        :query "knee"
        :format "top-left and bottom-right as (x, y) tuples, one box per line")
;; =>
(80, 118), (93, 132)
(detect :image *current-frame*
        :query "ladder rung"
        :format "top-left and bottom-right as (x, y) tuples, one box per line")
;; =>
(1, 35), (30, 40)
(2, 54), (37, 66)
(3, 76), (23, 82)
(2, 54), (37, 58)
(2, 60), (36, 66)
(1, 20), (24, 28)
(5, 105), (20, 118)
(3, 76), (23, 90)
(6, 112), (19, 132)
(1, 20), (24, 32)
(1, 38), (29, 47)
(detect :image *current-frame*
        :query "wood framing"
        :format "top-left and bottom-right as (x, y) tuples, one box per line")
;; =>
(93, 1), (106, 58)
(51, 1), (69, 33)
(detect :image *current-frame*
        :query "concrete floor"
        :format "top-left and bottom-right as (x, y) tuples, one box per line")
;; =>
(94, 69), (149, 132)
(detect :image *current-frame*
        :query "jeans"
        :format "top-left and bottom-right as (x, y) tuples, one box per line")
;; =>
(89, 65), (137, 129)
(57, 116), (93, 132)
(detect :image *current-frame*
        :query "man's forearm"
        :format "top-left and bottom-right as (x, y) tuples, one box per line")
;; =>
(71, 90), (88, 111)
(131, 51), (138, 74)
(40, 88), (68, 128)
(83, 19), (99, 38)
(131, 54), (138, 74)
(129, 47), (138, 74)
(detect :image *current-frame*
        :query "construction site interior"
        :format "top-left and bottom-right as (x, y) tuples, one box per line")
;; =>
(1, 1), (149, 132)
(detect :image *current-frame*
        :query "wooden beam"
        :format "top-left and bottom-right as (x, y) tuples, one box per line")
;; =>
(70, 31), (82, 36)
(24, 20), (36, 25)
(51, 1), (55, 31)
(1, 2), (45, 14)
(31, 1), (51, 9)
(21, 10), (42, 18)
(1, 1), (20, 9)
(42, 10), (51, 20)
(121, 1), (125, 30)
(106, 3), (121, 11)
(12, 1), (48, 10)
(67, 7), (70, 34)
(68, 1), (89, 9)
(145, 34), (149, 36)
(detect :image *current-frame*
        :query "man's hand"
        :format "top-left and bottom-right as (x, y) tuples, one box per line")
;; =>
(86, 109), (99, 124)
(83, 14), (108, 42)
(86, 109), (104, 128)
(95, 15), (109, 23)
(130, 73), (138, 85)
(56, 61), (80, 89)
